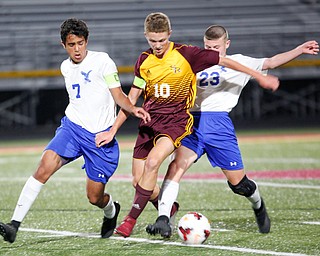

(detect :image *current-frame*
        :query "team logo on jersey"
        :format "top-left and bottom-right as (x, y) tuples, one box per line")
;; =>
(170, 65), (181, 73)
(220, 66), (227, 72)
(81, 70), (92, 83)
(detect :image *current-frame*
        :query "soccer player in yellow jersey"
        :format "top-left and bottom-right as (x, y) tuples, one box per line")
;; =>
(94, 12), (279, 238)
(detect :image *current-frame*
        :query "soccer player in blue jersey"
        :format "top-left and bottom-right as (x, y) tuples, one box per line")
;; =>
(148, 25), (319, 237)
(0, 18), (150, 243)
(99, 12), (279, 238)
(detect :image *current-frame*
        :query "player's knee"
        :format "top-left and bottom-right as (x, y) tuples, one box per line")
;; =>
(228, 175), (256, 197)
(172, 157), (189, 171)
(87, 194), (103, 208)
(166, 159), (187, 180)
(144, 157), (161, 174)
(132, 178), (138, 188)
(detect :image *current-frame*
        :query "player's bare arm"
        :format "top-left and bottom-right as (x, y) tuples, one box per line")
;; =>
(219, 56), (280, 92)
(95, 86), (146, 147)
(109, 86), (149, 122)
(263, 40), (319, 70)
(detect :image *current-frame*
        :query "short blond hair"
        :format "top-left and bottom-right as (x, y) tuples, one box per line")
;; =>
(144, 12), (171, 33)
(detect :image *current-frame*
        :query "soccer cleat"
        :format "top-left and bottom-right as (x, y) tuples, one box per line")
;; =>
(101, 201), (121, 238)
(114, 215), (136, 238)
(253, 198), (271, 234)
(169, 202), (180, 232)
(0, 222), (17, 243)
(146, 215), (172, 238)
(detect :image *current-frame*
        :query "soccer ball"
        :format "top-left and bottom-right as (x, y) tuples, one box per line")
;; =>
(177, 212), (211, 244)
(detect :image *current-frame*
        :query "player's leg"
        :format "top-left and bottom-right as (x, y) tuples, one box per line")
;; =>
(223, 169), (261, 209)
(209, 139), (271, 233)
(139, 136), (174, 190)
(201, 112), (270, 233)
(0, 150), (66, 243)
(82, 128), (121, 238)
(224, 169), (270, 233)
(86, 179), (120, 238)
(113, 158), (144, 237)
(131, 158), (160, 209)
(115, 137), (174, 237)
(146, 145), (198, 237)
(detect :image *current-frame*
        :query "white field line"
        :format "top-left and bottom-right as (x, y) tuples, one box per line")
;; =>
(20, 227), (312, 256)
(302, 221), (320, 225)
(0, 177), (320, 190)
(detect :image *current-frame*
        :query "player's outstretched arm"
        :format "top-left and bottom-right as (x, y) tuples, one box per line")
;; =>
(95, 86), (149, 147)
(219, 56), (280, 92)
(263, 40), (319, 70)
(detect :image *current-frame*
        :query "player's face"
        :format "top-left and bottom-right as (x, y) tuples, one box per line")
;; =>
(62, 34), (88, 64)
(145, 31), (171, 58)
(203, 37), (230, 57)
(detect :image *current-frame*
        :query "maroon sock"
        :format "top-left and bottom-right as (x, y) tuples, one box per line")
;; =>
(170, 202), (178, 217)
(128, 184), (153, 220)
(149, 195), (159, 210)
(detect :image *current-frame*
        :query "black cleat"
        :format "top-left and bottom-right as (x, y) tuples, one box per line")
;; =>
(146, 215), (171, 238)
(0, 222), (17, 243)
(253, 198), (271, 233)
(101, 201), (121, 238)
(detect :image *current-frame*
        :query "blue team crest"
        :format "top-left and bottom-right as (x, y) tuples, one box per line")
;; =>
(81, 70), (92, 83)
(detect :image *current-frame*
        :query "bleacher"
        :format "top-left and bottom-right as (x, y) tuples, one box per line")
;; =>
(0, 0), (319, 78)
(0, 0), (319, 129)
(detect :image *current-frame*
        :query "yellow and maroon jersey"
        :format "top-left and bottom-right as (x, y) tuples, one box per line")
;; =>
(133, 42), (220, 114)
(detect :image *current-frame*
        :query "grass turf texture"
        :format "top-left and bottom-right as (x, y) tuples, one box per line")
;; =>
(0, 128), (319, 256)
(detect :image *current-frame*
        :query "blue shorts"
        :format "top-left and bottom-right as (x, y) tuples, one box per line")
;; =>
(45, 116), (119, 183)
(181, 112), (244, 170)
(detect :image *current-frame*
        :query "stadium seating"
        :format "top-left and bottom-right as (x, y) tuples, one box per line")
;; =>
(0, 0), (319, 129)
(0, 0), (319, 77)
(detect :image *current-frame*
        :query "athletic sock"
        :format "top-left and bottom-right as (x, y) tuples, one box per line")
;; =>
(149, 195), (159, 210)
(246, 180), (262, 209)
(158, 179), (179, 218)
(128, 184), (153, 220)
(103, 194), (115, 219)
(12, 176), (44, 223)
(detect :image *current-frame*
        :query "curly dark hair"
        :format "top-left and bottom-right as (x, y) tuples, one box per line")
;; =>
(60, 18), (89, 44)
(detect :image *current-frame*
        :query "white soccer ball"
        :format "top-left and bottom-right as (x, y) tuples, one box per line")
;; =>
(177, 212), (211, 244)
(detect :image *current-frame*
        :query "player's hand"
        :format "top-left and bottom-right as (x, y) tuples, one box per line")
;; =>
(299, 40), (319, 55)
(132, 107), (151, 124)
(95, 129), (116, 147)
(258, 74), (280, 92)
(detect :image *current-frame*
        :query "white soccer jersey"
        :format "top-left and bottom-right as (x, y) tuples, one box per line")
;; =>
(61, 50), (121, 133)
(191, 54), (266, 113)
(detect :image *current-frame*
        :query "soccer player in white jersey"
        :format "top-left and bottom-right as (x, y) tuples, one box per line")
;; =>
(0, 18), (150, 244)
(147, 25), (319, 237)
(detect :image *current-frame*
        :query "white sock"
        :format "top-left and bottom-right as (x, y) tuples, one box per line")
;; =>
(246, 181), (261, 209)
(103, 194), (115, 219)
(12, 176), (44, 222)
(159, 180), (179, 218)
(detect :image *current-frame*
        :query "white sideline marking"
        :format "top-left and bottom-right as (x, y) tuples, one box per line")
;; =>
(253, 182), (320, 190)
(20, 227), (311, 256)
(302, 221), (320, 225)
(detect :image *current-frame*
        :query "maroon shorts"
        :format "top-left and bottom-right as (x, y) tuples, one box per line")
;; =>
(133, 111), (193, 159)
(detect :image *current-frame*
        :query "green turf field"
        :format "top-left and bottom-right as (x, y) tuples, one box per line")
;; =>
(0, 129), (319, 256)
